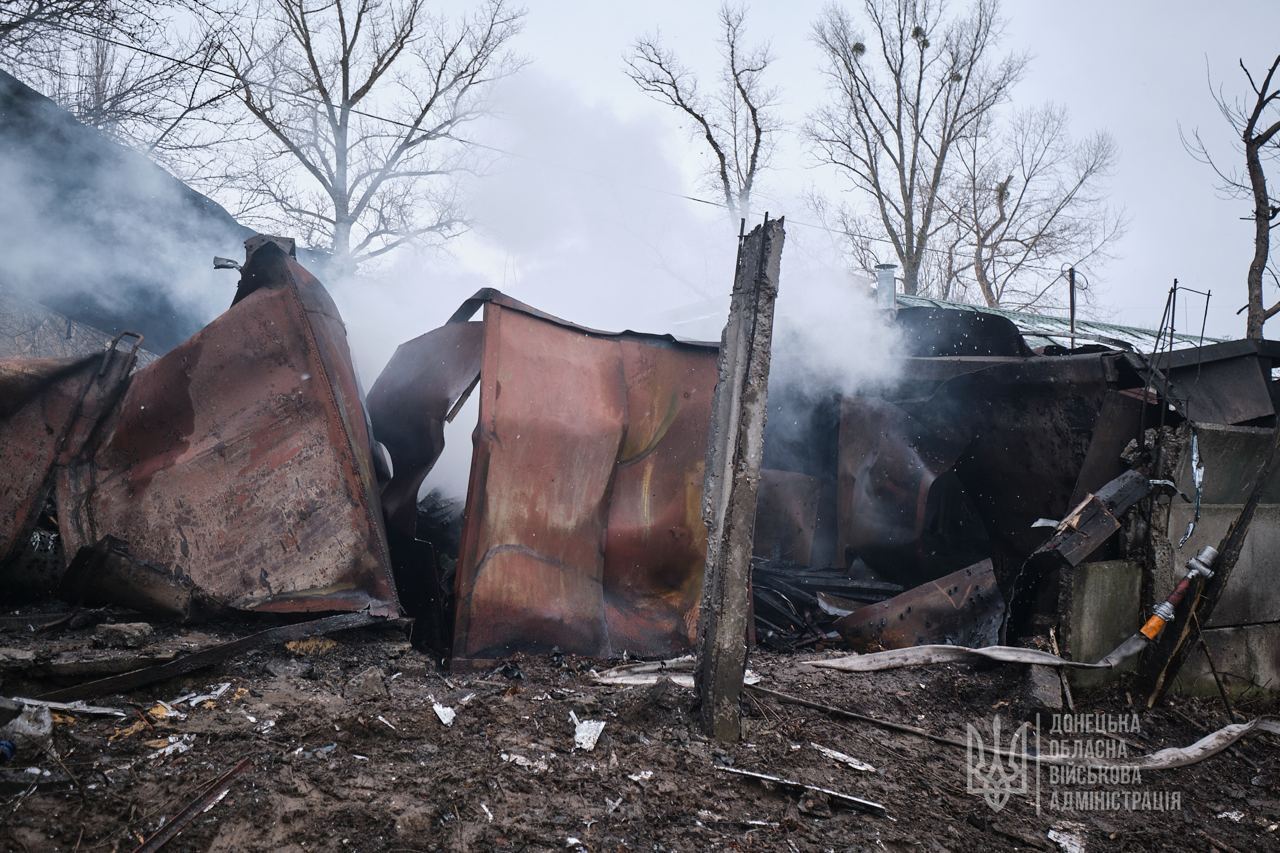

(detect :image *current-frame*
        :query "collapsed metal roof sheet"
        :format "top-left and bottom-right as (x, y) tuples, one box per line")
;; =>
(896, 293), (1219, 352)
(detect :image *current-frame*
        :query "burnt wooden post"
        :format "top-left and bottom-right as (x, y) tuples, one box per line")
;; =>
(696, 215), (785, 742)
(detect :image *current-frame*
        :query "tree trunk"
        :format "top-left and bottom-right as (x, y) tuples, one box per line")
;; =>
(1246, 138), (1271, 340)
(331, 212), (354, 281)
(901, 257), (920, 296)
(972, 247), (999, 307)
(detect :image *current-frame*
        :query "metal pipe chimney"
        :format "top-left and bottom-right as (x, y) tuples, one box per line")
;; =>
(874, 263), (897, 312)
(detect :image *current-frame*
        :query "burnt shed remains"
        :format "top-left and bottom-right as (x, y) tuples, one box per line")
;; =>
(1, 240), (1277, 701)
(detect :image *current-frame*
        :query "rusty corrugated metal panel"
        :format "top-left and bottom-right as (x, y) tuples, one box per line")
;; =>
(0, 356), (98, 565)
(451, 303), (717, 662)
(0, 340), (137, 569)
(834, 559), (1003, 651)
(55, 244), (399, 616)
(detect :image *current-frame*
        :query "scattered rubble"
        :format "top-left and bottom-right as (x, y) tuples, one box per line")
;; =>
(93, 621), (154, 649)
(345, 666), (389, 702)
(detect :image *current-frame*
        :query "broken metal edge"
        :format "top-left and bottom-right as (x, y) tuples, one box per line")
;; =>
(716, 765), (888, 817)
(446, 287), (720, 350)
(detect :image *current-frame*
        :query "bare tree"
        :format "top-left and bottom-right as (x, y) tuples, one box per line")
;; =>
(1185, 55), (1280, 339)
(2, 0), (240, 172)
(948, 105), (1124, 309)
(807, 0), (1025, 296)
(625, 3), (778, 222)
(209, 0), (523, 277)
(0, 0), (117, 51)
(10, 29), (237, 160)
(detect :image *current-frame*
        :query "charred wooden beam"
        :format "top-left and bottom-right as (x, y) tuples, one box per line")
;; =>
(1006, 469), (1153, 638)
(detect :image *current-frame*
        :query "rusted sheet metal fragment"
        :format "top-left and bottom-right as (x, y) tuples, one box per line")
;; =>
(753, 469), (820, 565)
(836, 397), (975, 585)
(56, 244), (398, 616)
(60, 536), (223, 621)
(834, 559), (1004, 651)
(0, 356), (99, 566)
(0, 338), (138, 570)
(367, 321), (483, 536)
(452, 301), (718, 662)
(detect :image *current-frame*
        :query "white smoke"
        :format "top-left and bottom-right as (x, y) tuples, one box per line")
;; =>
(326, 69), (905, 499)
(0, 72), (244, 352)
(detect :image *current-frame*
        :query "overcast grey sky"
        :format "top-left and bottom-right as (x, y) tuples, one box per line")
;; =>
(352, 1), (1280, 379)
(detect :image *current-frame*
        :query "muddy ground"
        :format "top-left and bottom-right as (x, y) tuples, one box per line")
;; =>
(0, 611), (1276, 852)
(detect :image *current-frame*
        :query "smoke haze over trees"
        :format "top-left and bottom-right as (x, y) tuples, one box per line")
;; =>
(2, 0), (1277, 339)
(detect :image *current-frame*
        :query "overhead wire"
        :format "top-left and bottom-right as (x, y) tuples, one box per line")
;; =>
(33, 18), (1083, 279)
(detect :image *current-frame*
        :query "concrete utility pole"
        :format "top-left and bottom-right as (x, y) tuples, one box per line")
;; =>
(696, 215), (786, 742)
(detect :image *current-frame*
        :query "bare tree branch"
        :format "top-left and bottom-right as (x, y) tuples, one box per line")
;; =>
(625, 2), (778, 221)
(944, 104), (1125, 310)
(1187, 54), (1280, 339)
(806, 0), (1026, 296)
(204, 0), (523, 276)
(1, 0), (235, 165)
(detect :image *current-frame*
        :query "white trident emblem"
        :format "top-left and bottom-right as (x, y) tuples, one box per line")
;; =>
(966, 715), (1031, 812)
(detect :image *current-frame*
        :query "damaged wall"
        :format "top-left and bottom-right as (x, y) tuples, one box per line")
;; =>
(369, 290), (1185, 663)
(1164, 423), (1280, 696)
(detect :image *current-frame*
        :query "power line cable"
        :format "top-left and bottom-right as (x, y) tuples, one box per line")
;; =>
(33, 18), (1083, 279)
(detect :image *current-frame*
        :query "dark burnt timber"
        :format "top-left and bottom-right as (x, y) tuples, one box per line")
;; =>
(1036, 470), (1153, 568)
(696, 216), (785, 743)
(38, 611), (381, 702)
(1005, 469), (1153, 639)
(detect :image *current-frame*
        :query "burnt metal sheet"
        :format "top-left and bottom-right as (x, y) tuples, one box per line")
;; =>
(0, 339), (138, 570)
(834, 559), (1003, 651)
(753, 469), (820, 565)
(1166, 355), (1274, 426)
(894, 306), (1033, 357)
(1067, 391), (1147, 507)
(55, 243), (399, 616)
(60, 535), (223, 621)
(836, 397), (981, 585)
(906, 356), (1126, 577)
(367, 321), (483, 536)
(451, 302), (718, 662)
(1154, 337), (1280, 369)
(0, 356), (99, 566)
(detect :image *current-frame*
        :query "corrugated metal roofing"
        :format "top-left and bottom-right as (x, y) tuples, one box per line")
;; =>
(895, 294), (1219, 352)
